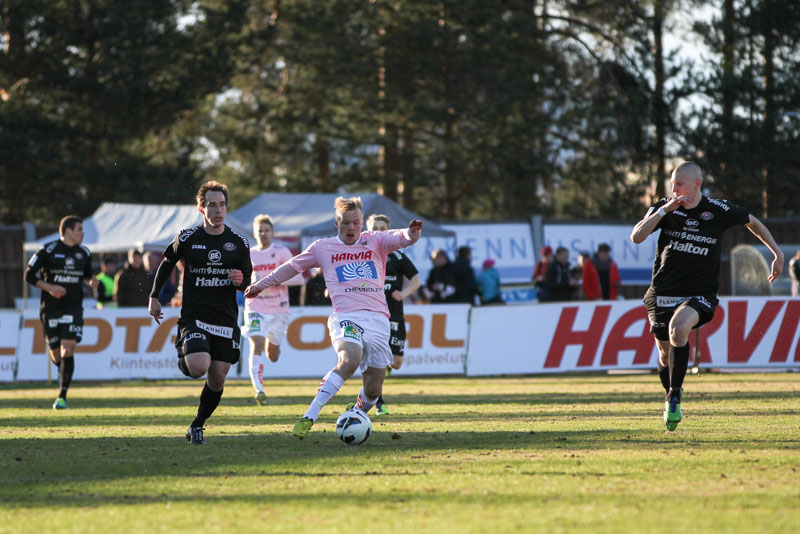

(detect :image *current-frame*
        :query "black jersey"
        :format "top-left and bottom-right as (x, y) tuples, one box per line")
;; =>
(647, 196), (750, 299)
(25, 240), (92, 313)
(163, 225), (252, 326)
(384, 250), (418, 319)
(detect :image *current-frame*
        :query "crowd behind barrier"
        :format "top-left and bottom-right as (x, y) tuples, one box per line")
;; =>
(1, 297), (799, 383)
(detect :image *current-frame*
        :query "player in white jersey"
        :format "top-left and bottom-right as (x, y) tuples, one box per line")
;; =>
(245, 196), (423, 439)
(245, 214), (304, 405)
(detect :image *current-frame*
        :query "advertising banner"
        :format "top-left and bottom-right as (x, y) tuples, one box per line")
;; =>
(0, 311), (21, 382)
(466, 297), (800, 375)
(14, 304), (469, 381)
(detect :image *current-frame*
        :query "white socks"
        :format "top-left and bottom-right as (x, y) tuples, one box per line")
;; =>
(355, 387), (378, 413)
(304, 370), (345, 421)
(249, 351), (266, 393)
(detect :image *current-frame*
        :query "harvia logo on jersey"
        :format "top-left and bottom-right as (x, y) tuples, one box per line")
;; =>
(208, 250), (222, 262)
(669, 240), (709, 256)
(335, 261), (378, 282)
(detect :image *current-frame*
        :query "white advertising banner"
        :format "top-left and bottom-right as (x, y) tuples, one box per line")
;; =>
(246, 304), (469, 379)
(15, 304), (469, 381)
(466, 297), (800, 375)
(0, 311), (22, 382)
(544, 224), (658, 285)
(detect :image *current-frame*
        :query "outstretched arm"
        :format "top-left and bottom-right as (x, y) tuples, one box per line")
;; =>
(245, 262), (303, 298)
(745, 215), (784, 282)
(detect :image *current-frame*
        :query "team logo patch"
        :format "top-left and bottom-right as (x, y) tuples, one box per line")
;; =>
(248, 318), (262, 333)
(343, 325), (361, 341)
(700, 211), (713, 220)
(335, 261), (378, 282)
(224, 242), (236, 251)
(208, 250), (222, 262)
(75, 252), (83, 260)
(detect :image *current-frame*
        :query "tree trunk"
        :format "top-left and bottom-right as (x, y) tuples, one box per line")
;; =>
(761, 7), (775, 218)
(721, 0), (735, 183)
(652, 0), (667, 201)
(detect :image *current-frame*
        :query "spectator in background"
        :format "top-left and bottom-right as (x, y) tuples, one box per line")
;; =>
(544, 246), (578, 302)
(533, 245), (554, 302)
(477, 258), (504, 305)
(95, 257), (118, 308)
(424, 249), (457, 303)
(145, 251), (177, 305)
(453, 246), (480, 304)
(303, 267), (332, 306)
(790, 251), (800, 297)
(593, 243), (621, 300)
(115, 249), (150, 307)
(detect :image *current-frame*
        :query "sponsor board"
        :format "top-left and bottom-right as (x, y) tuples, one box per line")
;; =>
(0, 311), (22, 382)
(13, 305), (469, 380)
(466, 297), (800, 375)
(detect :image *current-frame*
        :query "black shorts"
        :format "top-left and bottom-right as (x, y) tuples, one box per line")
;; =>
(643, 289), (717, 341)
(175, 318), (241, 364)
(41, 310), (83, 350)
(388, 317), (407, 356)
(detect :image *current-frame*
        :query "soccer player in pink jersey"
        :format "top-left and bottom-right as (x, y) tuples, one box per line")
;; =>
(244, 196), (423, 439)
(245, 214), (304, 406)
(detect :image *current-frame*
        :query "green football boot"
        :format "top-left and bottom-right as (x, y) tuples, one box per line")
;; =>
(292, 417), (314, 439)
(375, 403), (390, 416)
(345, 402), (356, 411)
(664, 395), (682, 431)
(53, 397), (67, 410)
(255, 391), (268, 406)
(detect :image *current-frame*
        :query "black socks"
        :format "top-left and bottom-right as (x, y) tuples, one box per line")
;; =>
(59, 357), (74, 399)
(657, 362), (670, 393)
(668, 343), (690, 400)
(191, 383), (223, 428)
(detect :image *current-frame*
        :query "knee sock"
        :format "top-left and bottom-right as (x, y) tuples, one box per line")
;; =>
(177, 357), (191, 378)
(355, 387), (378, 413)
(669, 343), (690, 400)
(191, 383), (223, 428)
(657, 361), (670, 395)
(59, 357), (74, 399)
(249, 351), (266, 393)
(303, 370), (345, 422)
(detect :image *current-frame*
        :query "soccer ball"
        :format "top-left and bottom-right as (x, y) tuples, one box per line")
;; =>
(335, 408), (372, 445)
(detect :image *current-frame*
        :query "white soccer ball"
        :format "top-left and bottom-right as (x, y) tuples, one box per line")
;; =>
(335, 408), (372, 445)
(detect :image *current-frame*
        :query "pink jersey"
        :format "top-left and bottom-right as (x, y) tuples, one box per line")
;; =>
(254, 229), (417, 317)
(245, 244), (296, 315)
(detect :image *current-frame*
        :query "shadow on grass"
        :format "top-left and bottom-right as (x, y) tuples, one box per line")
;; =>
(1, 388), (797, 411)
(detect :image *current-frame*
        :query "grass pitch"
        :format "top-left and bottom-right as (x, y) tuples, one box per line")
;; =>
(2, 373), (799, 533)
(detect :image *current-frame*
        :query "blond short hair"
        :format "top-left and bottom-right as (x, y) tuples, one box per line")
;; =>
(366, 214), (390, 230)
(253, 214), (274, 229)
(334, 196), (363, 222)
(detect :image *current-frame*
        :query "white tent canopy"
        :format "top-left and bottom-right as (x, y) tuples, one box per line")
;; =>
(24, 202), (256, 253)
(230, 192), (456, 239)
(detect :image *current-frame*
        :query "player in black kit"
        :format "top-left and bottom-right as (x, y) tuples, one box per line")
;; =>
(25, 216), (98, 409)
(631, 162), (783, 431)
(366, 214), (421, 415)
(148, 181), (252, 444)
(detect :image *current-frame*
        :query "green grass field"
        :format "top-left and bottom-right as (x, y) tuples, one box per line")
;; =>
(2, 373), (799, 533)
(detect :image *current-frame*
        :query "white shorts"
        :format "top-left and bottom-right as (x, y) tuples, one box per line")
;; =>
(243, 311), (290, 346)
(327, 311), (392, 373)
